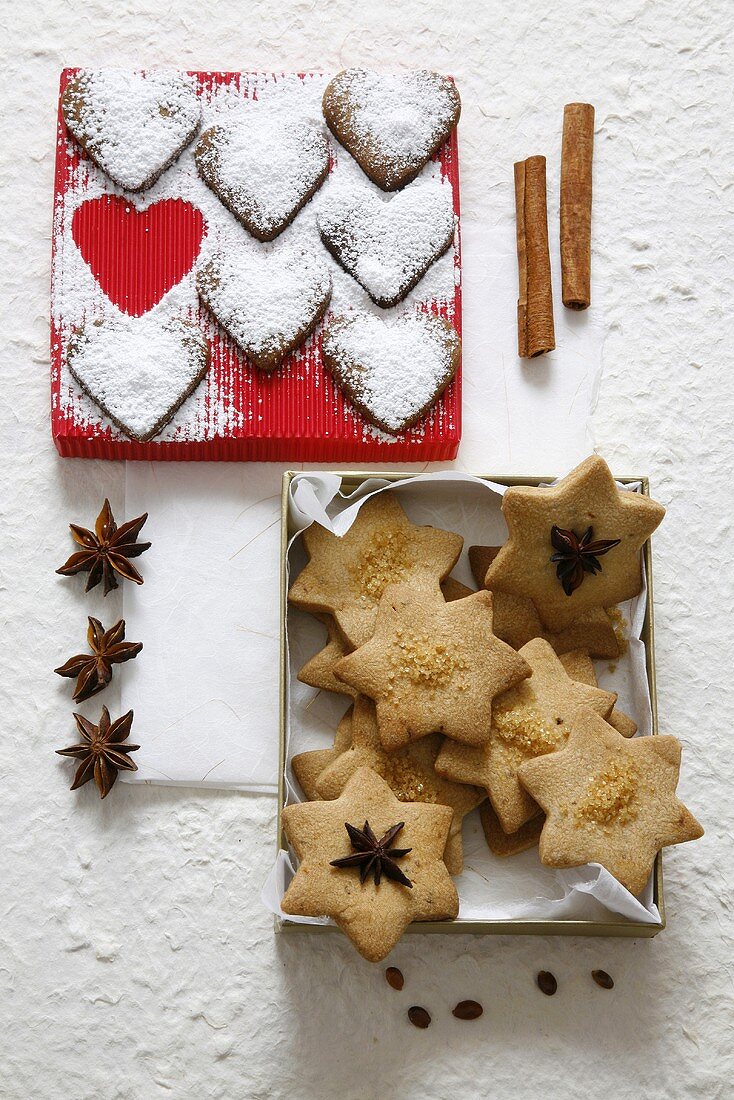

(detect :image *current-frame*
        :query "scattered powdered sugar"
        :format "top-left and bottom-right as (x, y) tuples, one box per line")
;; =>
(322, 312), (459, 433)
(317, 177), (455, 306)
(196, 110), (329, 239)
(67, 315), (208, 440)
(52, 71), (459, 444)
(62, 70), (201, 191)
(197, 241), (331, 362)
(326, 69), (460, 186)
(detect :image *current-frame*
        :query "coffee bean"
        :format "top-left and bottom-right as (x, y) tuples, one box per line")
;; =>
(592, 969), (614, 989)
(453, 1000), (483, 1020)
(385, 966), (404, 991)
(537, 971), (557, 996)
(408, 1006), (431, 1029)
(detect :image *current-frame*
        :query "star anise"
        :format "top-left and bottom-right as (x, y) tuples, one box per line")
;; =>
(330, 820), (413, 888)
(56, 707), (139, 799)
(550, 525), (621, 596)
(56, 499), (151, 596)
(54, 617), (143, 702)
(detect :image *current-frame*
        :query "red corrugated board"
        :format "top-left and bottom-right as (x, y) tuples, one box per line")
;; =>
(51, 69), (462, 462)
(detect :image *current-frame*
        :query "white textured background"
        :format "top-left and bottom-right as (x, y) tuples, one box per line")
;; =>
(2, 2), (733, 1098)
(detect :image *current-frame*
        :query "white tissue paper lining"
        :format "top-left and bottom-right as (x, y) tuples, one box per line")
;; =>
(261, 469), (661, 927)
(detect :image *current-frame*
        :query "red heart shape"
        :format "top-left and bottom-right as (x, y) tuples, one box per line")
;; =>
(72, 196), (206, 316)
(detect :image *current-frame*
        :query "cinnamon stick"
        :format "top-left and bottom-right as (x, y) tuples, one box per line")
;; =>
(514, 155), (555, 358)
(560, 102), (595, 310)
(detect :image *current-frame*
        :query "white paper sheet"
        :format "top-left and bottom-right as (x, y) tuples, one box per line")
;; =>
(264, 470), (660, 925)
(121, 463), (282, 790)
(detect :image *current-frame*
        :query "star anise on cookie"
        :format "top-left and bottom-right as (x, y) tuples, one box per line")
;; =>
(56, 707), (140, 799)
(550, 525), (621, 596)
(54, 617), (143, 702)
(330, 819), (413, 887)
(56, 499), (151, 596)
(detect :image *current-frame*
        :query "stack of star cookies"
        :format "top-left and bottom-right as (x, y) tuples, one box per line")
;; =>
(282, 456), (702, 961)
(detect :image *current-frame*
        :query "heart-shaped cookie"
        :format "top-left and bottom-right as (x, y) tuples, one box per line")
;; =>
(197, 244), (332, 372)
(67, 315), (209, 441)
(195, 113), (329, 241)
(322, 312), (460, 434)
(72, 196), (206, 316)
(317, 179), (455, 307)
(62, 70), (201, 192)
(322, 69), (461, 191)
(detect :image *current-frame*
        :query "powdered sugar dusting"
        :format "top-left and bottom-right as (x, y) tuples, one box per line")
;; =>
(62, 70), (201, 191)
(197, 242), (331, 366)
(52, 71), (460, 446)
(67, 315), (208, 440)
(325, 69), (460, 189)
(317, 177), (455, 305)
(196, 111), (328, 239)
(322, 312), (459, 433)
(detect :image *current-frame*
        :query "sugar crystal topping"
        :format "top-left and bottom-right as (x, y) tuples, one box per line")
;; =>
(389, 628), (467, 688)
(493, 696), (564, 758)
(575, 758), (640, 827)
(351, 529), (415, 602)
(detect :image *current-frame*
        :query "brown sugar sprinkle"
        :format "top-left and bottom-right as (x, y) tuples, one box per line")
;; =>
(379, 755), (441, 804)
(537, 971), (557, 996)
(453, 1000), (483, 1020)
(389, 628), (467, 689)
(592, 969), (614, 989)
(352, 529), (415, 603)
(575, 758), (639, 827)
(385, 966), (404, 991)
(408, 1006), (431, 1029)
(493, 699), (562, 758)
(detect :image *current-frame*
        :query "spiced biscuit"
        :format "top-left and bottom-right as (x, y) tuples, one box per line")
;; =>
(334, 576), (530, 752)
(485, 456), (665, 632)
(297, 615), (358, 699)
(62, 69), (201, 192)
(67, 315), (209, 442)
(468, 545), (620, 658)
(197, 243), (331, 372)
(298, 578), (472, 697)
(558, 650), (637, 738)
(435, 638), (617, 834)
(322, 312), (460, 435)
(317, 179), (455, 307)
(195, 114), (329, 242)
(291, 707), (354, 801)
(517, 709), (703, 896)
(281, 766), (459, 962)
(288, 493), (463, 649)
(315, 697), (484, 875)
(480, 801), (544, 858)
(322, 69), (461, 191)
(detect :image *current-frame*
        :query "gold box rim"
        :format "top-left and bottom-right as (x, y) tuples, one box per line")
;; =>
(277, 469), (664, 939)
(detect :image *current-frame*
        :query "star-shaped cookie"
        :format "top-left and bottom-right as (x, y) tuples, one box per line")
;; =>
(484, 456), (665, 632)
(517, 710), (703, 895)
(281, 766), (459, 961)
(288, 493), (463, 648)
(557, 650), (637, 737)
(297, 578), (475, 699)
(469, 545), (620, 658)
(480, 800), (543, 858)
(435, 638), (617, 833)
(315, 697), (485, 874)
(334, 577), (530, 751)
(291, 707), (354, 800)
